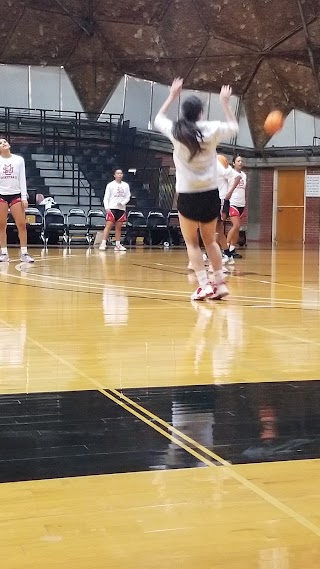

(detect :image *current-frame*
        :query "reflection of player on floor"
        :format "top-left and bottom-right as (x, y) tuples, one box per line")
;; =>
(155, 78), (238, 301)
(99, 169), (131, 252)
(0, 138), (34, 263)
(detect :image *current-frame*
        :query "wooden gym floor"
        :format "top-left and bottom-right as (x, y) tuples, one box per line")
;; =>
(0, 245), (319, 568)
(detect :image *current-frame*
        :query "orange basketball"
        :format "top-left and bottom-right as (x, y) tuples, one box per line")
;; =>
(264, 110), (284, 135)
(217, 154), (229, 168)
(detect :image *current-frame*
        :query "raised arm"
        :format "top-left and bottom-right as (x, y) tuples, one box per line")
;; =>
(154, 78), (183, 137)
(217, 86), (239, 139)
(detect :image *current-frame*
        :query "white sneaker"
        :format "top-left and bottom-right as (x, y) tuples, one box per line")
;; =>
(0, 253), (9, 262)
(227, 256), (235, 265)
(210, 282), (229, 300)
(20, 253), (34, 263)
(202, 253), (208, 262)
(222, 254), (229, 264)
(114, 244), (126, 251)
(191, 283), (214, 301)
(99, 243), (107, 251)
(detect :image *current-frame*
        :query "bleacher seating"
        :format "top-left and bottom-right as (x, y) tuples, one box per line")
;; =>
(5, 204), (187, 247)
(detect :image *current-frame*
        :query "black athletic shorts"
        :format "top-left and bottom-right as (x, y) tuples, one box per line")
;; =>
(222, 199), (230, 217)
(177, 189), (220, 223)
(0, 193), (22, 207)
(106, 209), (126, 222)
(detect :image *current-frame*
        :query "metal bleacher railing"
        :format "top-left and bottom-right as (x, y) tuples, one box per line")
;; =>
(52, 127), (96, 210)
(0, 106), (125, 210)
(0, 106), (123, 146)
(0, 104), (179, 213)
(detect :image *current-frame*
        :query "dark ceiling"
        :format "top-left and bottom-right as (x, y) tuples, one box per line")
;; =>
(1, 0), (320, 146)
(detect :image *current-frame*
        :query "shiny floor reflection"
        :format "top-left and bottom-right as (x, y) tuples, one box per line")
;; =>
(0, 390), (203, 483)
(123, 381), (320, 464)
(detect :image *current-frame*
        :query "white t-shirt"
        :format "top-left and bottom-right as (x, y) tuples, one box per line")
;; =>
(217, 160), (239, 200)
(230, 171), (246, 207)
(154, 112), (238, 193)
(103, 180), (131, 211)
(0, 154), (27, 199)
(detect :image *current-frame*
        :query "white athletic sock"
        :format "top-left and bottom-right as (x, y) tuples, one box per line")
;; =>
(116, 240), (120, 247)
(214, 270), (224, 285)
(229, 244), (235, 252)
(195, 270), (208, 289)
(21, 247), (28, 255)
(1, 247), (8, 255)
(101, 240), (107, 246)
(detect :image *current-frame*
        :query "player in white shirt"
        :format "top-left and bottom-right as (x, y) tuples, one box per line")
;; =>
(217, 155), (241, 263)
(0, 138), (34, 263)
(226, 154), (247, 259)
(99, 168), (131, 252)
(154, 78), (238, 301)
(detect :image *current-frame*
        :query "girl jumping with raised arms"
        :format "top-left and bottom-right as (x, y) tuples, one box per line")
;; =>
(154, 79), (238, 300)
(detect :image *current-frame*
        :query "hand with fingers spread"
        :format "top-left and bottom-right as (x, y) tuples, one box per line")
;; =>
(220, 85), (232, 105)
(169, 77), (183, 99)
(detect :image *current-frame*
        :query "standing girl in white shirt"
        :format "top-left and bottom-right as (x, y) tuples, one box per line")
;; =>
(154, 78), (238, 300)
(0, 138), (34, 263)
(99, 168), (131, 252)
(217, 155), (241, 263)
(226, 154), (247, 259)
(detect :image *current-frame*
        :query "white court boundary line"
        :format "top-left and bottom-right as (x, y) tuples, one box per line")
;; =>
(2, 254), (320, 308)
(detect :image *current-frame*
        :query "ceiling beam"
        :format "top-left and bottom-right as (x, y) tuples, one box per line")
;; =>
(296, 0), (320, 104)
(54, 0), (95, 37)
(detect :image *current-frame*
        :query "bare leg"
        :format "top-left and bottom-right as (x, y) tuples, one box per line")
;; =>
(227, 216), (241, 247)
(217, 220), (228, 250)
(115, 221), (124, 242)
(10, 201), (27, 247)
(0, 201), (8, 249)
(179, 213), (206, 275)
(199, 219), (222, 273)
(102, 220), (114, 242)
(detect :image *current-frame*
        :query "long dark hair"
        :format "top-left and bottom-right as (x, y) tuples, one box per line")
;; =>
(172, 96), (204, 161)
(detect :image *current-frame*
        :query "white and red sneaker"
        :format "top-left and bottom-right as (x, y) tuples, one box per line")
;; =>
(210, 282), (229, 300)
(191, 283), (215, 301)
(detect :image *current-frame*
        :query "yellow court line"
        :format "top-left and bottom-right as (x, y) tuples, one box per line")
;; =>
(107, 388), (320, 536)
(0, 317), (319, 537)
(256, 325), (320, 348)
(4, 266), (320, 307)
(3, 269), (191, 298)
(4, 255), (320, 306)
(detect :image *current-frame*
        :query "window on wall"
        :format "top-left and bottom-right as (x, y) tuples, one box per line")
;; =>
(124, 76), (152, 130)
(0, 65), (29, 108)
(179, 89), (210, 120)
(101, 76), (126, 118)
(30, 66), (61, 111)
(295, 111), (315, 146)
(208, 92), (238, 145)
(208, 92), (238, 122)
(61, 69), (83, 113)
(237, 101), (254, 148)
(150, 82), (179, 127)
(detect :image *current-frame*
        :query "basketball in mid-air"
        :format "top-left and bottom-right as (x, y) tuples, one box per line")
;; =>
(264, 110), (284, 135)
(217, 154), (229, 168)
